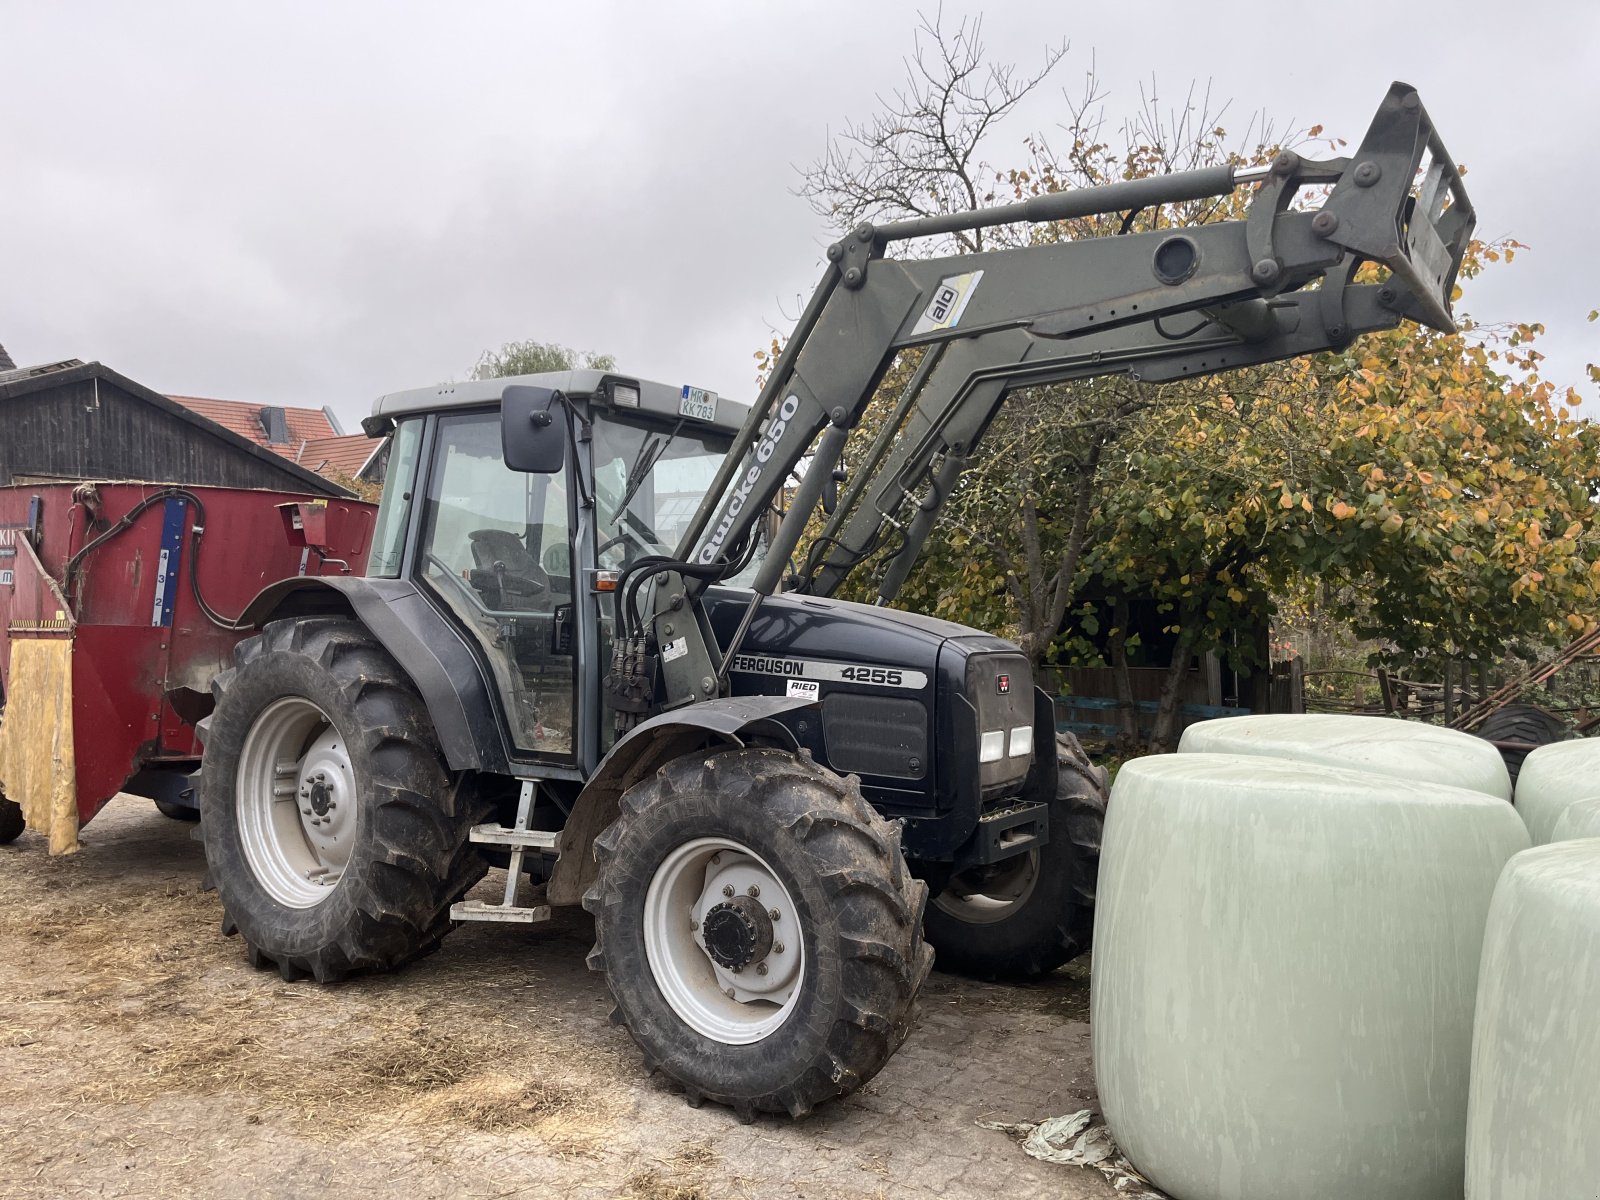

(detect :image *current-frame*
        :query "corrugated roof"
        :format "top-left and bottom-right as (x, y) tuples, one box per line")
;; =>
(0, 358), (83, 388)
(0, 360), (353, 497)
(299, 433), (380, 479)
(166, 394), (338, 448)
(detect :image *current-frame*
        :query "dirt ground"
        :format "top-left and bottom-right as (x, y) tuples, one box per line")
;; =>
(1, 797), (1132, 1200)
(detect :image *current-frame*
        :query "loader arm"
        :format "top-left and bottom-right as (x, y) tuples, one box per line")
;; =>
(642, 82), (1471, 707)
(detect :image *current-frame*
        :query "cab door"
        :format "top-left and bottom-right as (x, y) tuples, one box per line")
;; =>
(413, 409), (576, 758)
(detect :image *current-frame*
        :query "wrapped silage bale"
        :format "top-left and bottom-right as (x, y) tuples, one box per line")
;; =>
(1549, 795), (1600, 843)
(1512, 738), (1600, 844)
(1465, 841), (1600, 1199)
(1093, 753), (1529, 1200)
(1178, 712), (1512, 800)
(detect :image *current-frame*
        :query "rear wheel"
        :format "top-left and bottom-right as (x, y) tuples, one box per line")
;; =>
(1475, 702), (1569, 787)
(922, 732), (1106, 979)
(584, 747), (932, 1121)
(0, 795), (23, 844)
(198, 617), (488, 981)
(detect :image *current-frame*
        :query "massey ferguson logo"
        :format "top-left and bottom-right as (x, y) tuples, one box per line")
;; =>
(697, 393), (803, 564)
(996, 673), (1010, 695)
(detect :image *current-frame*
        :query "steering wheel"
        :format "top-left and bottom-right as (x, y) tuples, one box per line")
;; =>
(597, 520), (660, 565)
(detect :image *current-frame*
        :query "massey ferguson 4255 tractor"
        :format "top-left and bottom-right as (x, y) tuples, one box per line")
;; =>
(199, 83), (1471, 1119)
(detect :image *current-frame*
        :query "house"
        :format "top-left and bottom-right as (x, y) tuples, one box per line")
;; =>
(165, 394), (386, 486)
(0, 359), (353, 496)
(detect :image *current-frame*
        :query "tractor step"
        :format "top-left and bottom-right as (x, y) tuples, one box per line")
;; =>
(452, 780), (559, 925)
(450, 899), (552, 924)
(469, 823), (559, 850)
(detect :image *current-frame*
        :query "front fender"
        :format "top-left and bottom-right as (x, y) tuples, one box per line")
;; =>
(545, 696), (815, 905)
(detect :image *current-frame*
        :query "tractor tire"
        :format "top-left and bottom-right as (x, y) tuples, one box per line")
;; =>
(583, 746), (932, 1121)
(198, 617), (488, 982)
(923, 732), (1106, 980)
(1475, 703), (1569, 788)
(0, 795), (23, 844)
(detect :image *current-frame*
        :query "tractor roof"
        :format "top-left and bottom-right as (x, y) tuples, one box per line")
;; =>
(371, 370), (752, 436)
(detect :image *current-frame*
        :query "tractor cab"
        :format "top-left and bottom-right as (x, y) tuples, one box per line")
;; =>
(361, 371), (755, 769)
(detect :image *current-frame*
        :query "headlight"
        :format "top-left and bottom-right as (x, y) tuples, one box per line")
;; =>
(1009, 725), (1034, 758)
(979, 730), (1006, 763)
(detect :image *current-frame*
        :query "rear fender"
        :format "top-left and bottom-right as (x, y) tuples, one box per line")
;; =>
(239, 577), (509, 774)
(545, 696), (813, 906)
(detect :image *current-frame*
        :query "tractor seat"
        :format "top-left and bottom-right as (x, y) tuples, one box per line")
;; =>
(468, 529), (550, 611)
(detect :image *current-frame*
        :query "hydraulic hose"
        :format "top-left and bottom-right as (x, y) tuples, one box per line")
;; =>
(63, 487), (251, 630)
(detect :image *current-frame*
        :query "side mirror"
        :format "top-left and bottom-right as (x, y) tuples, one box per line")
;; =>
(502, 386), (567, 474)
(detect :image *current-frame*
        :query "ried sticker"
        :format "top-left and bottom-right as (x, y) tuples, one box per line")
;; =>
(786, 679), (820, 700)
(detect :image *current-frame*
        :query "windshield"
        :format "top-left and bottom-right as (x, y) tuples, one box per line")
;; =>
(592, 416), (733, 568)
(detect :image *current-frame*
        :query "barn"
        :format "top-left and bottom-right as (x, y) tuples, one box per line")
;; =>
(0, 358), (354, 496)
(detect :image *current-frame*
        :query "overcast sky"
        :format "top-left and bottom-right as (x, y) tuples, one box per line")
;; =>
(3, 1), (1595, 430)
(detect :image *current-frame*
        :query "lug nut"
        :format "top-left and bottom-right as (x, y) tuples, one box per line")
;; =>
(773, 943), (785, 954)
(724, 987), (736, 999)
(747, 884), (760, 898)
(722, 884), (735, 898)
(710, 854), (721, 866)
(756, 963), (769, 976)
(690, 918), (700, 931)
(769, 909), (781, 921)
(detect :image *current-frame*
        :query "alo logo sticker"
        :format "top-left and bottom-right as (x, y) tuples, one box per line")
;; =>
(911, 270), (984, 336)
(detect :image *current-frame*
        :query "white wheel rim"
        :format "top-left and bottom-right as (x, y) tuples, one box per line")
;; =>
(932, 850), (1040, 925)
(236, 697), (356, 908)
(643, 836), (806, 1045)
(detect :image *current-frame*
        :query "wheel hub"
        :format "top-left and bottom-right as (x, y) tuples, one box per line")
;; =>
(700, 896), (774, 970)
(238, 698), (357, 909)
(643, 837), (807, 1045)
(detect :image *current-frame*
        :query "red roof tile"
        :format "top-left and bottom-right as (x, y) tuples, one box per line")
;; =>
(166, 395), (338, 449)
(299, 434), (380, 479)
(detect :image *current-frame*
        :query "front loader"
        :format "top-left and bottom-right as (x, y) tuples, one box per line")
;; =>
(197, 83), (1473, 1120)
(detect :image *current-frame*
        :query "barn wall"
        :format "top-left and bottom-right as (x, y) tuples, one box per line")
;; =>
(0, 378), (338, 493)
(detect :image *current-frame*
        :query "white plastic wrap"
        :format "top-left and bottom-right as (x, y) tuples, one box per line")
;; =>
(1512, 738), (1600, 844)
(1177, 713), (1512, 799)
(1465, 841), (1600, 1199)
(1549, 795), (1600, 843)
(1093, 753), (1529, 1200)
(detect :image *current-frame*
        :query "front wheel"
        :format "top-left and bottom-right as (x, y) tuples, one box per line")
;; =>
(922, 732), (1106, 979)
(584, 747), (932, 1121)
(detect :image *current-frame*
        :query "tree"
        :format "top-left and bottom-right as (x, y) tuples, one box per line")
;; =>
(797, 14), (1599, 751)
(470, 339), (615, 380)
(798, 11), (1300, 670)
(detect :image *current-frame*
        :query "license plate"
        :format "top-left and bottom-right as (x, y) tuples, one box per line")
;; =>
(679, 386), (717, 421)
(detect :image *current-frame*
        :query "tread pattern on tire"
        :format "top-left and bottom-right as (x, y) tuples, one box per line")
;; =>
(1475, 702), (1569, 787)
(200, 617), (489, 983)
(923, 731), (1106, 980)
(582, 746), (932, 1121)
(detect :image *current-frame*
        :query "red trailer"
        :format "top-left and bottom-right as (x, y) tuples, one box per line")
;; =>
(0, 481), (375, 853)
